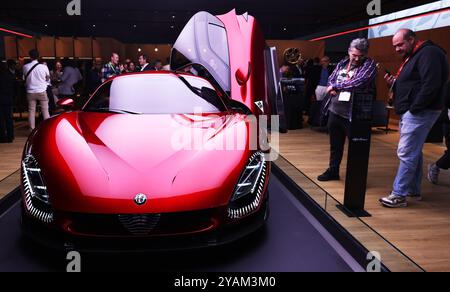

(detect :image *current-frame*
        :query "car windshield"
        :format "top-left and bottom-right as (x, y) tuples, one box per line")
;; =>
(83, 73), (226, 114)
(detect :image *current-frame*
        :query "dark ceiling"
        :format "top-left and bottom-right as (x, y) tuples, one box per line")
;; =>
(0, 0), (437, 43)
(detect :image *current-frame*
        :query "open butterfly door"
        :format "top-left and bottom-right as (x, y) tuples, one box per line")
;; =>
(171, 10), (270, 116)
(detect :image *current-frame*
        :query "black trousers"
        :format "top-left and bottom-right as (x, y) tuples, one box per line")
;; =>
(437, 123), (450, 169)
(0, 105), (14, 141)
(328, 112), (351, 172)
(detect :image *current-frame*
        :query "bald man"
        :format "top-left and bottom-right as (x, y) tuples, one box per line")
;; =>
(380, 29), (449, 208)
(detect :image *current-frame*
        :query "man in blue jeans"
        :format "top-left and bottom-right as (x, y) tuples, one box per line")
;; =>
(380, 29), (449, 208)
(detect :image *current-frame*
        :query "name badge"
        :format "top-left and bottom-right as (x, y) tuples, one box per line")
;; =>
(338, 91), (352, 102)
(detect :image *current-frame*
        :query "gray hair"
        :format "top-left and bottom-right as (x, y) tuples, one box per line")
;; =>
(349, 38), (370, 53)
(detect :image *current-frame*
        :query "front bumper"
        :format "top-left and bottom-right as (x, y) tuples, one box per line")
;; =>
(21, 200), (269, 253)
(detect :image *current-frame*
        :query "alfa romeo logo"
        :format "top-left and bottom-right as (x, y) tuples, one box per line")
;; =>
(134, 193), (147, 206)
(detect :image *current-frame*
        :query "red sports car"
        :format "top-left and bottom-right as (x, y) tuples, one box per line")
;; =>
(20, 10), (272, 251)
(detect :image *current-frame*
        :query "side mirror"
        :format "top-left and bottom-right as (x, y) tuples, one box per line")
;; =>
(57, 98), (75, 111)
(235, 62), (251, 86)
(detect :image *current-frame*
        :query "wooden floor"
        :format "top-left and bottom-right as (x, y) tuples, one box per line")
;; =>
(277, 125), (450, 272)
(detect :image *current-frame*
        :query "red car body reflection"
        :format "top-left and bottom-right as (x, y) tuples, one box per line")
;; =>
(30, 110), (253, 214)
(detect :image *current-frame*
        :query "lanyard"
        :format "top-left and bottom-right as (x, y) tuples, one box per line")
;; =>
(345, 61), (352, 79)
(395, 41), (425, 78)
(343, 60), (358, 82)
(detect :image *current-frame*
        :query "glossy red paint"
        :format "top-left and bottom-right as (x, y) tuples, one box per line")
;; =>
(217, 10), (269, 115)
(29, 111), (254, 214)
(56, 98), (75, 107)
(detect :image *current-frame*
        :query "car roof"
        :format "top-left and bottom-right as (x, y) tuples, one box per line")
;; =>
(105, 70), (208, 84)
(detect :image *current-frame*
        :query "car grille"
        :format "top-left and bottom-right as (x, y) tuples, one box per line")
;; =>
(118, 214), (161, 236)
(62, 209), (222, 237)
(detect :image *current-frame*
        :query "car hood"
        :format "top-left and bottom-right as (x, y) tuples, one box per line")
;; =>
(30, 111), (252, 214)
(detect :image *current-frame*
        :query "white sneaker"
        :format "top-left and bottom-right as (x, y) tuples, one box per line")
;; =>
(380, 194), (408, 208)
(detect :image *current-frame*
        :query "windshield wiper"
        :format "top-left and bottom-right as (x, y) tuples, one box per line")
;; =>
(176, 74), (227, 112)
(176, 75), (202, 96)
(91, 108), (142, 114)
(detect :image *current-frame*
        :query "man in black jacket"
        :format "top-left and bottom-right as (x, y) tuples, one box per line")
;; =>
(428, 82), (450, 184)
(0, 60), (16, 143)
(380, 29), (449, 208)
(138, 54), (153, 72)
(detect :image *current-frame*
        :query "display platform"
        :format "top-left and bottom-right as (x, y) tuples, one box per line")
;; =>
(0, 122), (429, 272)
(0, 173), (363, 272)
(1, 120), (437, 272)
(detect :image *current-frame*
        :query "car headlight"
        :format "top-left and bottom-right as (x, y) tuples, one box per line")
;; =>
(22, 154), (53, 223)
(228, 152), (268, 219)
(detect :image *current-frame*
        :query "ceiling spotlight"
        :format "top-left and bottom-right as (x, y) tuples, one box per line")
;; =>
(154, 48), (159, 52)
(138, 48), (142, 52)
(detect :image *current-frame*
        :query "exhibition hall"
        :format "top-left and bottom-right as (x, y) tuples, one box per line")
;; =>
(0, 0), (449, 275)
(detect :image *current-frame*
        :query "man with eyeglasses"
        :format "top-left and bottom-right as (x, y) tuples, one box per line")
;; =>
(318, 38), (377, 182)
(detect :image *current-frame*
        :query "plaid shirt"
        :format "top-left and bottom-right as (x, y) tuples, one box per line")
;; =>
(322, 57), (377, 122)
(101, 62), (121, 83)
(328, 57), (377, 92)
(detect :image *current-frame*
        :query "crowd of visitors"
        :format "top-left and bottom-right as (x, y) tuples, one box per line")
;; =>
(279, 30), (449, 209)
